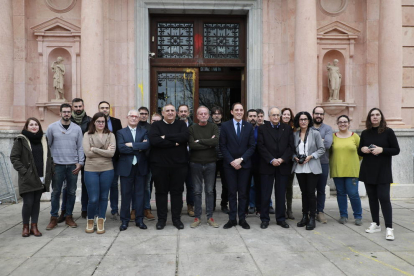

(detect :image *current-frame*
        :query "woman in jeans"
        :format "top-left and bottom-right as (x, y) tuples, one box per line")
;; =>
(292, 111), (325, 230)
(330, 115), (362, 226)
(281, 107), (295, 220)
(358, 108), (400, 241)
(83, 112), (116, 234)
(10, 117), (53, 237)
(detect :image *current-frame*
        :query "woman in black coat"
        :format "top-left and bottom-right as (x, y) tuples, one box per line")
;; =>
(358, 108), (400, 241)
(10, 117), (53, 237)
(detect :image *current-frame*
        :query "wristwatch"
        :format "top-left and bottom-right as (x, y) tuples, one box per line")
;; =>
(240, 157), (244, 161)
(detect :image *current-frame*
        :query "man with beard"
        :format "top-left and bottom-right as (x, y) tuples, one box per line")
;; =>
(220, 103), (256, 229)
(312, 106), (333, 224)
(46, 104), (84, 230)
(211, 106), (229, 214)
(177, 104), (195, 217)
(98, 101), (123, 220)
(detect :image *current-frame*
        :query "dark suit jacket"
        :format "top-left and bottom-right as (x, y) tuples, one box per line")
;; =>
(116, 126), (150, 177)
(219, 119), (256, 169)
(257, 121), (294, 176)
(109, 116), (123, 162)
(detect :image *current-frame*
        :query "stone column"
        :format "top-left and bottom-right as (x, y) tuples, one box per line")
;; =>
(81, 0), (104, 115)
(0, 0), (14, 120)
(378, 0), (405, 126)
(294, 0), (317, 113)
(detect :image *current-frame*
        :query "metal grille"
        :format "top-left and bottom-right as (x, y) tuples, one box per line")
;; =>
(157, 72), (194, 118)
(0, 152), (18, 203)
(157, 23), (194, 58)
(204, 23), (239, 59)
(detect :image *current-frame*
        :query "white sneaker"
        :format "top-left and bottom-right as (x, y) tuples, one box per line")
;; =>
(365, 222), (381, 233)
(386, 228), (394, 241)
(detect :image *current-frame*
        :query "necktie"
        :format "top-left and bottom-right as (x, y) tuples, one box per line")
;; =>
(236, 122), (241, 139)
(131, 128), (137, 165)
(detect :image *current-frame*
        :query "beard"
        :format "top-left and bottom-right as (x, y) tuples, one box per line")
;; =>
(74, 109), (83, 115)
(179, 116), (187, 121)
(249, 119), (256, 126)
(62, 116), (70, 121)
(313, 117), (323, 124)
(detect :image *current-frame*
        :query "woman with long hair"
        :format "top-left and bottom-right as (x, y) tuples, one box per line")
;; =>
(281, 107), (295, 220)
(330, 115), (362, 226)
(292, 111), (325, 230)
(358, 108), (399, 240)
(83, 112), (116, 234)
(10, 118), (53, 237)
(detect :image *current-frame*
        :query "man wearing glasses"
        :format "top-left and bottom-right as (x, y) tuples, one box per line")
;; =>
(312, 106), (333, 224)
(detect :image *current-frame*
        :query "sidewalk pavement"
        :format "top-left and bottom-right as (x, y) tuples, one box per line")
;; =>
(0, 198), (414, 276)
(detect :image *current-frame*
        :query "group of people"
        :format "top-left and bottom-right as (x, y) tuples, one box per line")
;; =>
(10, 98), (400, 241)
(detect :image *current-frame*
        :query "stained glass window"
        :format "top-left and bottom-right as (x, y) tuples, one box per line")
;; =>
(157, 23), (194, 58)
(204, 23), (239, 59)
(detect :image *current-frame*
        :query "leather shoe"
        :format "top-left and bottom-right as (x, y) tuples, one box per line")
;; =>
(156, 221), (166, 230)
(136, 221), (147, 229)
(173, 220), (184, 230)
(277, 221), (290, 228)
(239, 219), (250, 229)
(119, 224), (128, 231)
(223, 220), (237, 229)
(260, 221), (269, 229)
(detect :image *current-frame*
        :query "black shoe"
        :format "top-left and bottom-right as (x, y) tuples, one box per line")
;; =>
(260, 221), (269, 229)
(221, 206), (230, 214)
(173, 220), (184, 230)
(81, 211), (87, 219)
(297, 214), (309, 227)
(119, 223), (128, 231)
(269, 206), (275, 214)
(277, 221), (290, 228)
(156, 221), (166, 230)
(136, 221), (147, 229)
(239, 219), (250, 229)
(306, 216), (315, 230)
(223, 220), (237, 229)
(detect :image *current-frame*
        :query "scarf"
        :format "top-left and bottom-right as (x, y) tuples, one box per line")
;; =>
(22, 129), (43, 144)
(71, 110), (86, 125)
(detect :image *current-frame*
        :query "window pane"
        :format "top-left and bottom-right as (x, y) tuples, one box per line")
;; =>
(157, 23), (194, 58)
(204, 23), (239, 59)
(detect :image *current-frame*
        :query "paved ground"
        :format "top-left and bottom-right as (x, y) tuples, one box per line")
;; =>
(0, 196), (414, 276)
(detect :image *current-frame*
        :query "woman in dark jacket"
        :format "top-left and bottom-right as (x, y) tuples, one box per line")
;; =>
(10, 117), (53, 237)
(358, 108), (400, 241)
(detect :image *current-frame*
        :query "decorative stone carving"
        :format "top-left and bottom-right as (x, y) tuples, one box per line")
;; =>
(327, 59), (342, 102)
(318, 0), (348, 16)
(45, 0), (77, 13)
(51, 57), (66, 101)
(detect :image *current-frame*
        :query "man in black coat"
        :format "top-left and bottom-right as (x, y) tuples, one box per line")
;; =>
(99, 101), (123, 219)
(257, 107), (294, 229)
(219, 103), (256, 230)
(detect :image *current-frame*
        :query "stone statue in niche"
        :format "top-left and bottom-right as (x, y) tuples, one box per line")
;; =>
(327, 59), (342, 102)
(51, 57), (66, 101)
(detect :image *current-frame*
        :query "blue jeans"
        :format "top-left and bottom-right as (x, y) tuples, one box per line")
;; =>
(84, 170), (114, 219)
(316, 163), (329, 213)
(190, 162), (216, 219)
(109, 160), (119, 215)
(51, 164), (79, 217)
(144, 172), (152, 210)
(333, 177), (362, 219)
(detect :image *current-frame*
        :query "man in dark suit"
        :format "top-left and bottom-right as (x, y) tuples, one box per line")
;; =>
(219, 103), (256, 229)
(99, 101), (123, 220)
(117, 109), (150, 231)
(257, 107), (294, 229)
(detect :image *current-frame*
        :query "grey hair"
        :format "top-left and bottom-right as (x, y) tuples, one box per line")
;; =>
(197, 105), (209, 114)
(127, 109), (139, 116)
(268, 106), (280, 116)
(162, 104), (175, 112)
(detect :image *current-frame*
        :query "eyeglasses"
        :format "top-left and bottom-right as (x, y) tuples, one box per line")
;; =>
(140, 113), (148, 116)
(95, 121), (106, 124)
(300, 119), (309, 122)
(128, 115), (139, 119)
(337, 121), (349, 125)
(314, 113), (325, 116)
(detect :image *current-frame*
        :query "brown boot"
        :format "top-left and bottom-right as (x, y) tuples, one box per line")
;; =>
(187, 205), (195, 217)
(57, 210), (66, 223)
(96, 218), (105, 234)
(144, 209), (155, 221)
(65, 215), (78, 228)
(22, 224), (30, 237)
(130, 209), (136, 222)
(30, 223), (42, 237)
(46, 216), (58, 230)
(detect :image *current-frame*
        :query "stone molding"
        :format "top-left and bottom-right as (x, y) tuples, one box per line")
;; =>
(44, 0), (77, 14)
(318, 0), (348, 17)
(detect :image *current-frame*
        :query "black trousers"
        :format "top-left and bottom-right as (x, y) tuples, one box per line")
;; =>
(22, 190), (43, 224)
(224, 167), (251, 221)
(152, 165), (187, 222)
(246, 170), (261, 212)
(296, 173), (319, 217)
(213, 159), (229, 208)
(365, 183), (392, 228)
(260, 168), (288, 222)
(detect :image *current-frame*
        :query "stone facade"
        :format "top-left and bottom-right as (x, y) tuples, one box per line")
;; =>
(0, 0), (414, 197)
